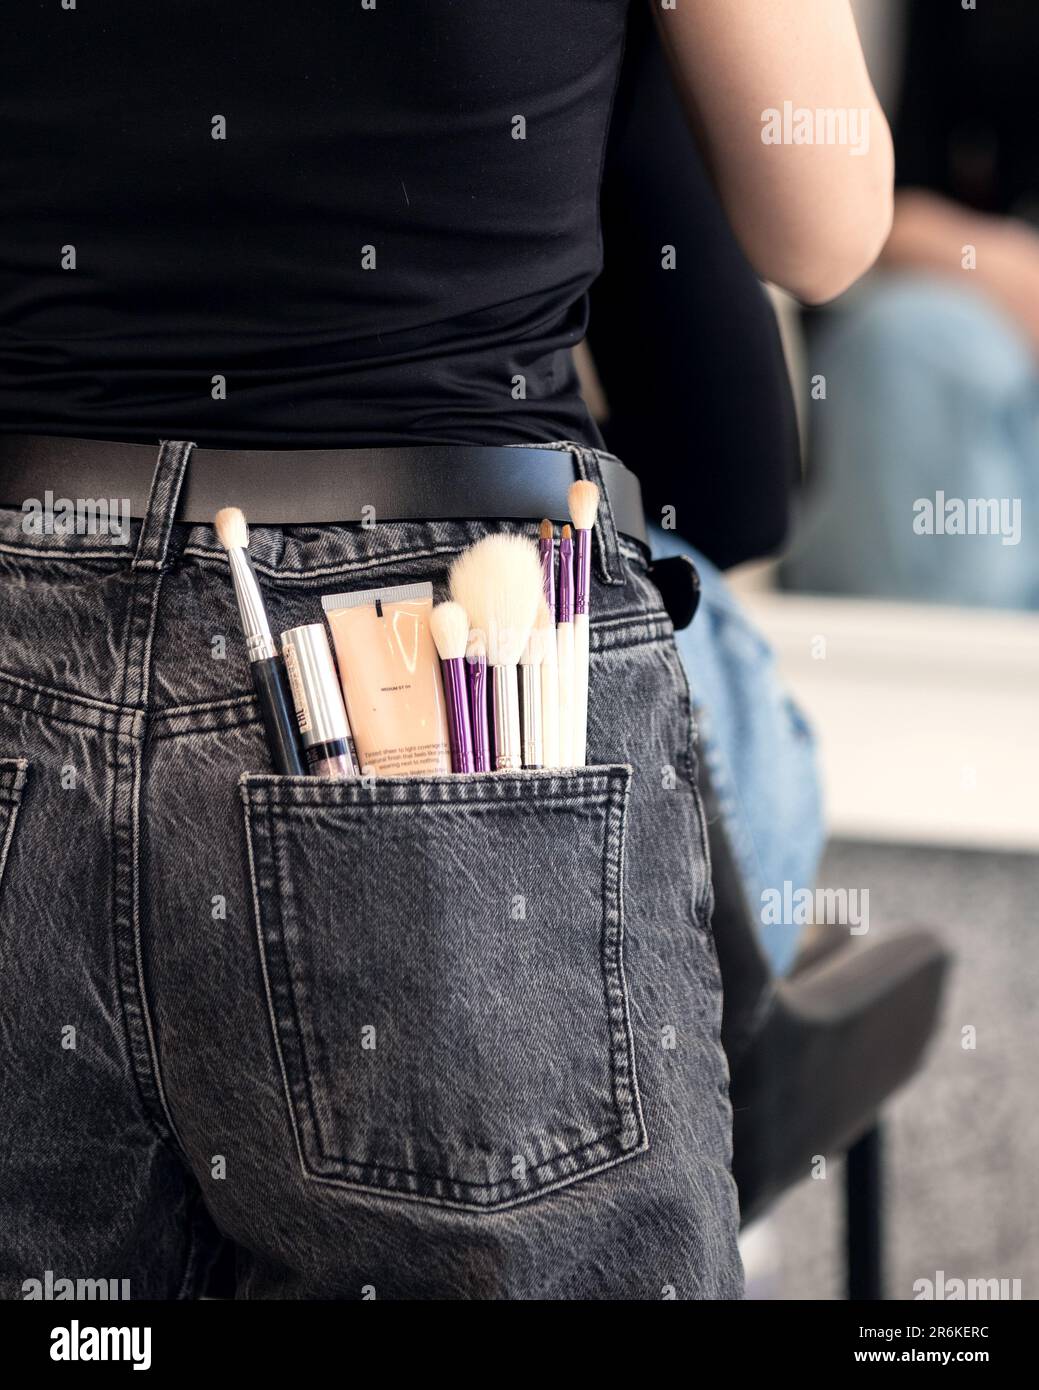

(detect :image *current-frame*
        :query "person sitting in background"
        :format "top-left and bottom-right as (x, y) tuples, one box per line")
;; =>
(786, 0), (1039, 610)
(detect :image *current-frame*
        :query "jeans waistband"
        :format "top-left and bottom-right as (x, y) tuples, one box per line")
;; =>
(0, 435), (647, 584)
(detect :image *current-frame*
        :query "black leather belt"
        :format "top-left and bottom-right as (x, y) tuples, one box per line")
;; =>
(0, 433), (647, 546)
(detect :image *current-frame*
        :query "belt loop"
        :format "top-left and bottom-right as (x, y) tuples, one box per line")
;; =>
(132, 440), (195, 571)
(574, 447), (624, 586)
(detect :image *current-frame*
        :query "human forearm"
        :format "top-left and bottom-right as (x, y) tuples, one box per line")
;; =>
(653, 0), (894, 303)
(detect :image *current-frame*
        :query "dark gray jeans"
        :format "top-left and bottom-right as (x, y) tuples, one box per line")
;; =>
(0, 440), (743, 1299)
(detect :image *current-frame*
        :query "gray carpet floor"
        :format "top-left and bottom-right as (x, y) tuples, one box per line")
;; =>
(766, 839), (1039, 1301)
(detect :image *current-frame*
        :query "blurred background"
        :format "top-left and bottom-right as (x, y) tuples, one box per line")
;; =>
(758, 0), (1038, 1301)
(582, 0), (1038, 1299)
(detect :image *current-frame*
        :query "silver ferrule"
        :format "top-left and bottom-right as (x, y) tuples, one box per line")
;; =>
(227, 547), (276, 661)
(491, 664), (522, 772)
(520, 663), (544, 769)
(281, 624), (355, 762)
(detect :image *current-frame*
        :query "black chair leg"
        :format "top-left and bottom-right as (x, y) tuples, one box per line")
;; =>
(846, 1124), (884, 1300)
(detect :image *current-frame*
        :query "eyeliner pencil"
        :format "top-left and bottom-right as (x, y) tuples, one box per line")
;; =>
(215, 507), (305, 776)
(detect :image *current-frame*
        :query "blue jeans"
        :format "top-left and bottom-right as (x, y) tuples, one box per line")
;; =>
(652, 527), (825, 976)
(787, 277), (1039, 609)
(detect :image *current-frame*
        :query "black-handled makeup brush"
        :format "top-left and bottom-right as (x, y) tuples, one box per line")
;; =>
(215, 507), (306, 776)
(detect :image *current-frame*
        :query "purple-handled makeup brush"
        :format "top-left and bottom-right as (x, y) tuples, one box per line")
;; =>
(568, 480), (600, 767)
(556, 523), (576, 767)
(538, 519), (560, 767)
(430, 601), (475, 773)
(466, 628), (491, 773)
(450, 534), (542, 773)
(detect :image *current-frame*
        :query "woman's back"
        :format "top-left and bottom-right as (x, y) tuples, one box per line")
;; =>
(1, 0), (628, 447)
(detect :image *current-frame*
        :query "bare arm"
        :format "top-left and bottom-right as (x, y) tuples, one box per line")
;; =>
(653, 0), (894, 303)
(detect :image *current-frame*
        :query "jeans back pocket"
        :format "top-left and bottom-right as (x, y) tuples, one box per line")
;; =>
(241, 767), (647, 1211)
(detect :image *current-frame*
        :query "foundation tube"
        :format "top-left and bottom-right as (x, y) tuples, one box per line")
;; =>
(322, 582), (451, 776)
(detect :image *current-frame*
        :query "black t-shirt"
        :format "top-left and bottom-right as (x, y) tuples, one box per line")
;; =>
(1, 1), (628, 448)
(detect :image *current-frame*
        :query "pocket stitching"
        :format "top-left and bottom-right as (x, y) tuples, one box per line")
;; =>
(0, 758), (28, 890)
(244, 767), (648, 1211)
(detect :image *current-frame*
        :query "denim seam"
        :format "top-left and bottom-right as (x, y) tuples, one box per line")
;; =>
(108, 446), (192, 1161)
(131, 440), (193, 573)
(301, 1132), (639, 1193)
(293, 1142), (649, 1214)
(264, 797), (612, 816)
(181, 537), (648, 582)
(243, 768), (647, 1210)
(151, 715), (262, 743)
(605, 769), (648, 1151)
(593, 612), (668, 631)
(244, 766), (629, 807)
(0, 541), (129, 562)
(157, 694), (256, 720)
(671, 646), (713, 925)
(145, 626), (674, 732)
(592, 618), (672, 650)
(0, 758), (28, 891)
(181, 540), (469, 582)
(262, 792), (363, 1171)
(0, 621), (668, 743)
(242, 784), (315, 1186)
(0, 668), (126, 724)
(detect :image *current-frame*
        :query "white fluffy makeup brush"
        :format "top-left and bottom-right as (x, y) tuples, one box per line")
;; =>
(450, 534), (543, 772)
(535, 597), (559, 768)
(568, 480), (600, 766)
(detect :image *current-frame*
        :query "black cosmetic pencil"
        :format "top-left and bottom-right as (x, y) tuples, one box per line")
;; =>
(215, 507), (306, 776)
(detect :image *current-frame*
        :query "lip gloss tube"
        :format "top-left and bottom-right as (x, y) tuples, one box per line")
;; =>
(281, 623), (357, 779)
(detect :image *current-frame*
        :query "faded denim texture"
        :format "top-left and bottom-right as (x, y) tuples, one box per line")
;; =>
(0, 440), (743, 1299)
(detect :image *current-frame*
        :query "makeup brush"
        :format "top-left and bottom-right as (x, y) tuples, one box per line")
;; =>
(430, 601), (475, 773)
(215, 507), (305, 776)
(537, 520), (560, 767)
(519, 623), (544, 769)
(450, 534), (542, 772)
(556, 523), (576, 767)
(465, 628), (491, 773)
(568, 480), (600, 766)
(535, 598), (559, 769)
